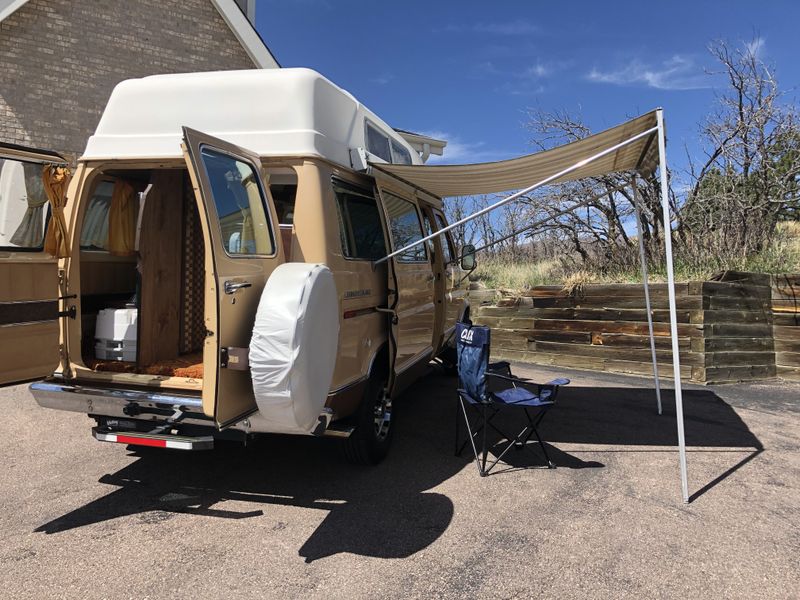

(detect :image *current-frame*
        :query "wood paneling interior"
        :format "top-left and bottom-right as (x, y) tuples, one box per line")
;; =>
(137, 170), (184, 366)
(80, 169), (205, 378)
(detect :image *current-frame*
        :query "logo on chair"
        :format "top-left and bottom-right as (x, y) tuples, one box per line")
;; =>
(460, 328), (474, 343)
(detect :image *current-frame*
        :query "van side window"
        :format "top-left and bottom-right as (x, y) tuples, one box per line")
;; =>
(0, 158), (50, 250)
(270, 184), (297, 225)
(434, 212), (455, 264)
(366, 122), (392, 163)
(334, 181), (386, 260)
(383, 192), (427, 263)
(390, 139), (412, 165)
(199, 147), (275, 257)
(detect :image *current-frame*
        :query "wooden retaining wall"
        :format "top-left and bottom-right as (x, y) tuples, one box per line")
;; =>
(472, 271), (778, 384)
(772, 274), (800, 381)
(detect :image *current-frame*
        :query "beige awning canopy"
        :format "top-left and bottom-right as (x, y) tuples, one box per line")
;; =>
(371, 110), (660, 198)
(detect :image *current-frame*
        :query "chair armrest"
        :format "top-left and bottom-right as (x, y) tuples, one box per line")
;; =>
(544, 378), (570, 387)
(486, 372), (532, 386)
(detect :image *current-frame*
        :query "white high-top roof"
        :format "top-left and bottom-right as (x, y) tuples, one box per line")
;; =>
(82, 68), (423, 168)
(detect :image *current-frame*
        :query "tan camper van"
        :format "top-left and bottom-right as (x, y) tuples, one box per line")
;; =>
(2, 69), (471, 463)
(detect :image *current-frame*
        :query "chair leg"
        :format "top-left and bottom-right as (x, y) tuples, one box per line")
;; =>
(481, 403), (488, 476)
(525, 407), (555, 468)
(459, 397), (487, 476)
(454, 394), (461, 456)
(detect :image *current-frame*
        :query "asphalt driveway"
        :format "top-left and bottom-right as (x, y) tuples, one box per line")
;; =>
(0, 365), (797, 599)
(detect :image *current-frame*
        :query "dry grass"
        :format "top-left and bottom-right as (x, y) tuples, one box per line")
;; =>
(472, 221), (800, 291)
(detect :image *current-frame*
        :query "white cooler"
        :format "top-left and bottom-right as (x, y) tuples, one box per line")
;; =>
(95, 307), (138, 362)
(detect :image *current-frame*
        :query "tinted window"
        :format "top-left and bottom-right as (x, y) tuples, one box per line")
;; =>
(334, 182), (386, 260)
(0, 158), (50, 249)
(366, 122), (392, 162)
(390, 139), (413, 165)
(199, 147), (274, 256)
(434, 213), (455, 264)
(383, 192), (426, 262)
(270, 183), (297, 225)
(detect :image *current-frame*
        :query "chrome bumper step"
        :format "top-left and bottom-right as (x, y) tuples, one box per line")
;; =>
(92, 427), (214, 450)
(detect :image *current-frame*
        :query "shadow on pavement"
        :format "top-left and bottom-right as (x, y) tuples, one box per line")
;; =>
(35, 369), (762, 556)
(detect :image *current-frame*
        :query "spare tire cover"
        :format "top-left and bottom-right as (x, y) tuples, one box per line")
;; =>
(248, 263), (339, 434)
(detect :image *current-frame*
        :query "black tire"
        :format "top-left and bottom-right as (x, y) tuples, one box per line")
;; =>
(342, 366), (394, 465)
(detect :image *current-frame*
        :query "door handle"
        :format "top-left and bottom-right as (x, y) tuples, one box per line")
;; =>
(224, 280), (252, 295)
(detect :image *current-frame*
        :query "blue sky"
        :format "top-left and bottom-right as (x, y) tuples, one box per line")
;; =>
(255, 1), (800, 176)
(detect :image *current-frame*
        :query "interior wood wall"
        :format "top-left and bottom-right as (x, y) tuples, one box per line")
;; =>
(137, 170), (184, 366)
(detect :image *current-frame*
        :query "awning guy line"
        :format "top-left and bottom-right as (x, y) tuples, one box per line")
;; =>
(374, 125), (659, 265)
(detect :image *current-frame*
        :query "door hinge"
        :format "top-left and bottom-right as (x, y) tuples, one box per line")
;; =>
(220, 347), (249, 370)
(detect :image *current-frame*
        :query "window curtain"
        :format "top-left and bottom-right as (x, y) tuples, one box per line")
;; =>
(107, 179), (138, 257)
(42, 165), (72, 258)
(10, 163), (49, 247)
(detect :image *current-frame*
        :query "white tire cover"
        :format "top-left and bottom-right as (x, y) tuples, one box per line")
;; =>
(248, 263), (339, 434)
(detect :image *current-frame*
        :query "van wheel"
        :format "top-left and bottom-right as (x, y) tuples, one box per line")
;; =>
(342, 368), (393, 465)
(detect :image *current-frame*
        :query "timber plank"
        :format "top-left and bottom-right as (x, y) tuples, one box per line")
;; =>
(773, 326), (800, 341)
(138, 170), (184, 366)
(775, 339), (800, 353)
(776, 351), (800, 367)
(530, 307), (695, 323)
(532, 340), (702, 366)
(702, 364), (777, 384)
(704, 323), (773, 337)
(773, 313), (800, 327)
(595, 333), (690, 350)
(702, 309), (771, 324)
(533, 318), (701, 337)
(704, 337), (773, 352)
(521, 283), (691, 298)
(531, 295), (703, 309)
(531, 330), (593, 344)
(704, 351), (776, 367)
(702, 281), (771, 298)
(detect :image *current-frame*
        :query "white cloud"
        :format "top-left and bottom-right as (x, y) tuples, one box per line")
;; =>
(417, 130), (514, 165)
(440, 19), (539, 36)
(746, 36), (766, 58)
(587, 55), (709, 90)
(370, 73), (394, 85)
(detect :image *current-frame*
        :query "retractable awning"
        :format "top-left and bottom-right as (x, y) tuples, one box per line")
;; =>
(371, 110), (659, 198)
(372, 108), (693, 504)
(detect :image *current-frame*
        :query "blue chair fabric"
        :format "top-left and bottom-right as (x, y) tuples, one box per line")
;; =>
(454, 322), (569, 476)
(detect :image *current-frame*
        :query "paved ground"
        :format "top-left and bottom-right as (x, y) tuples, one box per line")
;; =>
(0, 365), (798, 599)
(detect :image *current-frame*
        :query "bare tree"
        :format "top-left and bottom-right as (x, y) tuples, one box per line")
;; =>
(683, 38), (800, 266)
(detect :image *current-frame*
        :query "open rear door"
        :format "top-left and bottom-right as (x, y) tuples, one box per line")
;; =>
(181, 128), (283, 427)
(0, 143), (67, 386)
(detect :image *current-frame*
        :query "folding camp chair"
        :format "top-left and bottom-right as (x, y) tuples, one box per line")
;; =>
(454, 322), (569, 476)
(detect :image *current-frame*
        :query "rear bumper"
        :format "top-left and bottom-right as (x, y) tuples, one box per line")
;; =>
(30, 379), (210, 425)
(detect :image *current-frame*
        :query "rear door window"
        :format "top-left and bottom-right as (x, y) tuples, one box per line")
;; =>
(199, 147), (275, 257)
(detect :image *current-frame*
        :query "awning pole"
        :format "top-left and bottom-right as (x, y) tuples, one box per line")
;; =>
(374, 125), (659, 265)
(656, 109), (689, 503)
(632, 178), (662, 415)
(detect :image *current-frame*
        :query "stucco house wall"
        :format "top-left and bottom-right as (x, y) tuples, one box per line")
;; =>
(0, 0), (276, 161)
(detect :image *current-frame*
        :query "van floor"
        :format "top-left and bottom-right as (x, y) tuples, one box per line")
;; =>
(87, 353), (204, 379)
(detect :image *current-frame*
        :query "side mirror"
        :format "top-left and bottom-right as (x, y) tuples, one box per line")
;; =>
(460, 244), (477, 271)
